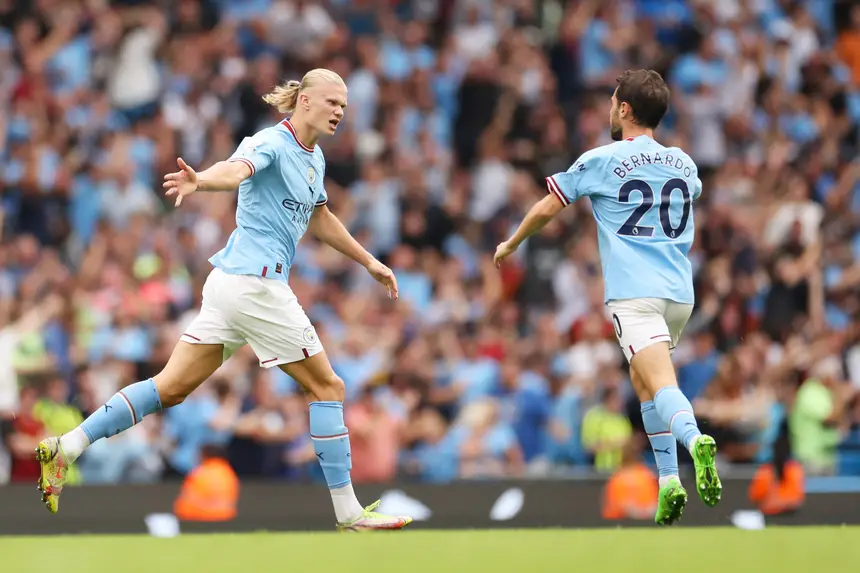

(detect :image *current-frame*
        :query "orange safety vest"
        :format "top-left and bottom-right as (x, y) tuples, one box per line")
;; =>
(602, 463), (659, 520)
(748, 461), (805, 516)
(174, 458), (240, 522)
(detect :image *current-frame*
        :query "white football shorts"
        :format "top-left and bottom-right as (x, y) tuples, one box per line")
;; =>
(606, 297), (693, 363)
(181, 267), (324, 367)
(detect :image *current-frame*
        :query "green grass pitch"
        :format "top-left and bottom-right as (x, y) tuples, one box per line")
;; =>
(1, 527), (857, 573)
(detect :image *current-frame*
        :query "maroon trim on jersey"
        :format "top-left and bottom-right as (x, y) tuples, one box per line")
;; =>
(228, 157), (256, 176)
(625, 137), (635, 141)
(262, 266), (268, 277)
(281, 119), (315, 153)
(545, 176), (570, 206)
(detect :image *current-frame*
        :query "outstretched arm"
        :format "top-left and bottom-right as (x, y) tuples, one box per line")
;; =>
(163, 158), (251, 206)
(309, 205), (399, 299)
(494, 194), (565, 266)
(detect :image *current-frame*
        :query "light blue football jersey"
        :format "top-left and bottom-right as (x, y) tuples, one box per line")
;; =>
(546, 135), (702, 304)
(209, 120), (328, 282)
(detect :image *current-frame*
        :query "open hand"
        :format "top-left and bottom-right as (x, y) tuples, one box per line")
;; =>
(163, 158), (198, 207)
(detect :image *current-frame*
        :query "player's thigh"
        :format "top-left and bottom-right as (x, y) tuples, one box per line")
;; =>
(608, 298), (678, 392)
(628, 342), (677, 396)
(664, 301), (694, 351)
(161, 269), (247, 406)
(229, 277), (334, 391)
(278, 351), (344, 402)
(154, 342), (225, 407)
(608, 298), (673, 361)
(182, 267), (252, 355)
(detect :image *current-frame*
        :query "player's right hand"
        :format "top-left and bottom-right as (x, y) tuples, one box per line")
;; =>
(493, 240), (517, 268)
(163, 157), (198, 207)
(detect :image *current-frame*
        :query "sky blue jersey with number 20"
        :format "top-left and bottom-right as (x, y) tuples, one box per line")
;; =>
(546, 135), (702, 305)
(209, 119), (328, 283)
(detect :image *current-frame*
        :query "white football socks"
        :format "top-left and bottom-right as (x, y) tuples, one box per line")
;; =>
(58, 427), (91, 464)
(330, 483), (365, 523)
(659, 475), (680, 488)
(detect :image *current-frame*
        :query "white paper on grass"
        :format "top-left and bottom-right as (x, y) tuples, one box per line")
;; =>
(731, 510), (766, 531)
(145, 513), (181, 538)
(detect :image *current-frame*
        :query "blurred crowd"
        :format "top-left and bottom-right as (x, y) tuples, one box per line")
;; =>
(2, 0), (860, 487)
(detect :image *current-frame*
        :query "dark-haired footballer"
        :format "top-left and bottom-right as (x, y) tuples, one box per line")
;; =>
(495, 69), (721, 526)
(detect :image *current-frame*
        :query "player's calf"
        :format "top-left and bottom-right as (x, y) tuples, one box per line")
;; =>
(280, 352), (411, 529)
(631, 343), (721, 507)
(629, 343), (701, 450)
(37, 343), (224, 513)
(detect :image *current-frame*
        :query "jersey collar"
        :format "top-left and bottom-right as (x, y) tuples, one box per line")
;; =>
(281, 119), (315, 153)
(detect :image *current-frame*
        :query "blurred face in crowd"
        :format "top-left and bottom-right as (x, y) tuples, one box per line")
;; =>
(301, 80), (347, 136)
(602, 387), (622, 413)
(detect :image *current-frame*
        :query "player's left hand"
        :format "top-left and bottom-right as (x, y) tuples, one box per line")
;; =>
(494, 240), (517, 268)
(366, 259), (399, 300)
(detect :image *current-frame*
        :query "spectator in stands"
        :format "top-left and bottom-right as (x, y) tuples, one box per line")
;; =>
(790, 356), (855, 475)
(582, 385), (632, 473)
(458, 399), (523, 479)
(174, 444), (239, 522)
(346, 385), (404, 483)
(602, 434), (658, 521)
(2, 384), (43, 482)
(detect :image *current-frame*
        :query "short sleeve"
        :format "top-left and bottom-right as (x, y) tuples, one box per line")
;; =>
(692, 174), (703, 201)
(315, 153), (328, 207)
(228, 132), (278, 177)
(546, 150), (604, 207)
(316, 183), (328, 207)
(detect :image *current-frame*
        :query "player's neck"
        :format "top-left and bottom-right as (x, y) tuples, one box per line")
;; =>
(287, 116), (319, 148)
(621, 125), (653, 141)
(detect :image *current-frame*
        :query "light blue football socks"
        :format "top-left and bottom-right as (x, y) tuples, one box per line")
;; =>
(309, 400), (364, 521)
(59, 378), (163, 463)
(654, 386), (702, 451)
(79, 378), (163, 444)
(309, 401), (352, 489)
(641, 400), (678, 480)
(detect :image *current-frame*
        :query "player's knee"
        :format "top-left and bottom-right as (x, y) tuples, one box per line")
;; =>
(153, 375), (190, 408)
(314, 373), (345, 402)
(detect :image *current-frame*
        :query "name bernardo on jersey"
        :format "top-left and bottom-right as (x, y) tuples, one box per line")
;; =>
(611, 151), (694, 181)
(547, 136), (701, 305)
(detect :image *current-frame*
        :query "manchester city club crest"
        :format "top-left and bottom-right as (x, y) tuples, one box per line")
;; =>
(303, 326), (317, 344)
(306, 166), (316, 184)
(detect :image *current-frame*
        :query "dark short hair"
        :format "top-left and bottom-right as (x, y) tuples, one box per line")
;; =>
(615, 70), (670, 129)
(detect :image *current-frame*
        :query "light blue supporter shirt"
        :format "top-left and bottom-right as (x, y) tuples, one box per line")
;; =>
(546, 135), (702, 304)
(210, 120), (328, 282)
